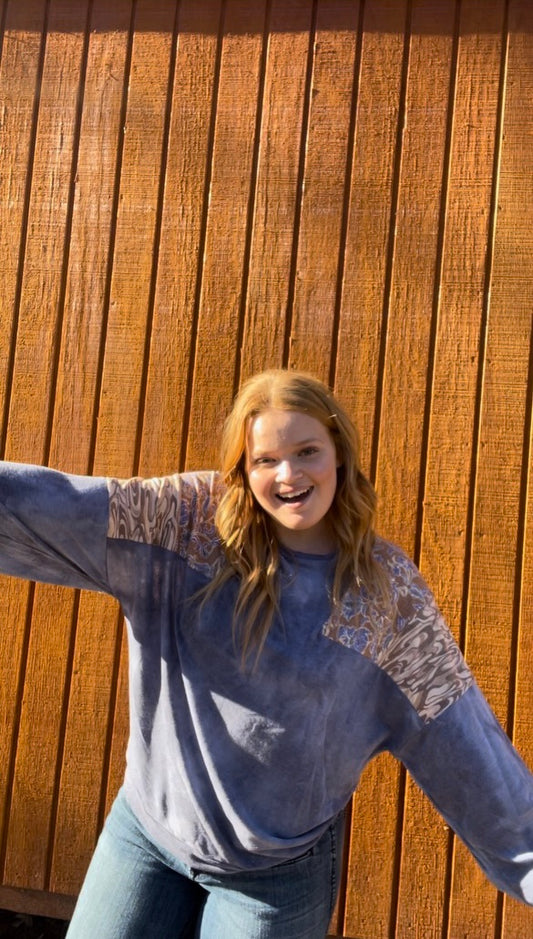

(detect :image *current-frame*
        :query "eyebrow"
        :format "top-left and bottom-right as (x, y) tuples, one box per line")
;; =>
(249, 437), (323, 456)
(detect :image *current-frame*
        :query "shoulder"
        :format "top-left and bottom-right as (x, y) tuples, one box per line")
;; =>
(371, 536), (474, 721)
(107, 470), (226, 560)
(325, 536), (473, 722)
(372, 536), (421, 596)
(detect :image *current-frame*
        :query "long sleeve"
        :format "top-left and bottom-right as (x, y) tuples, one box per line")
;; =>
(346, 538), (533, 905)
(0, 461), (110, 592)
(396, 683), (533, 905)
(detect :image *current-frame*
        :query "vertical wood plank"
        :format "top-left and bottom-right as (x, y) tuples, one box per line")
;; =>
(81, 0), (177, 475)
(240, 0), (313, 380)
(3, 12), (94, 862)
(3, 589), (81, 889)
(0, 0), (47, 884)
(366, 2), (458, 936)
(138, 0), (222, 476)
(42, 0), (132, 895)
(47, 597), (122, 895)
(105, 0), (224, 817)
(1, 0), (91, 892)
(375, 0), (456, 553)
(2, 0), (91, 887)
(448, 3), (533, 935)
(49, 0), (177, 894)
(1, 0), (60, 460)
(185, 0), (267, 469)
(338, 4), (408, 935)
(421, 0), (505, 676)
(420, 5), (506, 939)
(287, 0), (360, 382)
(49, 0), (134, 475)
(0, 0), (45, 438)
(0, 1), (5, 57)
(334, 0), (408, 473)
(448, 295), (532, 919)
(396, 4), (508, 938)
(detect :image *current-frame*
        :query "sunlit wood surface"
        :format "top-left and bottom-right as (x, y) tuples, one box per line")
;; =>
(0, 2), (532, 935)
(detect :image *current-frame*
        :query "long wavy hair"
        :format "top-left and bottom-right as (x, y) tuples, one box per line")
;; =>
(208, 369), (388, 663)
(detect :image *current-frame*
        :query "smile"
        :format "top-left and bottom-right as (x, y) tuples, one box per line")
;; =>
(275, 487), (313, 503)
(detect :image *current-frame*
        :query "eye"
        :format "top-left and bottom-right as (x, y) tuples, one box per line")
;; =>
(253, 456), (275, 466)
(299, 446), (319, 457)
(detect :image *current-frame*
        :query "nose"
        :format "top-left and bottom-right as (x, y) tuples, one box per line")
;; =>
(276, 459), (301, 483)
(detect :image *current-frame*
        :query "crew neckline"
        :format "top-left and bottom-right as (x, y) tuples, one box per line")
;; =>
(279, 544), (337, 562)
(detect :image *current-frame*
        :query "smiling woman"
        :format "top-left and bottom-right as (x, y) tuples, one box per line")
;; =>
(0, 370), (531, 939)
(245, 408), (339, 553)
(212, 369), (389, 662)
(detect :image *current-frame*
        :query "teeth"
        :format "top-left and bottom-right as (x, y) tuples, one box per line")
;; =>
(277, 488), (311, 502)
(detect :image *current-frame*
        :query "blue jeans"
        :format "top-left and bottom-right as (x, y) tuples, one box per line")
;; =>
(66, 790), (344, 938)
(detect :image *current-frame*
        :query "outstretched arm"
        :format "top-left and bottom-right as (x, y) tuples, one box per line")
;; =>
(0, 461), (110, 592)
(376, 542), (533, 906)
(397, 683), (533, 906)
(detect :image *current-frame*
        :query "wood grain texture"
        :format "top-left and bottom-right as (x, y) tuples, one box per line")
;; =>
(0, 0), (48, 886)
(89, 0), (176, 477)
(50, 0), (176, 894)
(2, 0), (91, 887)
(185, 0), (268, 469)
(0, 0), (46, 443)
(240, 0), (314, 380)
(138, 0), (222, 476)
(449, 3), (533, 936)
(378, 3), (458, 931)
(1, 0), (91, 894)
(396, 4), (509, 937)
(0, 2), (532, 935)
(335, 0), (408, 474)
(43, 0), (133, 893)
(287, 0), (360, 382)
(339, 4), (408, 936)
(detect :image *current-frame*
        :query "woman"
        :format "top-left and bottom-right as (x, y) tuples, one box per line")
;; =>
(0, 368), (531, 937)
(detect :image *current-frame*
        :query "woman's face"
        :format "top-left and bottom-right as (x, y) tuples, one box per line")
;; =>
(245, 408), (339, 554)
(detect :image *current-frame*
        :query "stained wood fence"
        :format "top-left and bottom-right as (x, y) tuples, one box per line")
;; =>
(0, 1), (532, 936)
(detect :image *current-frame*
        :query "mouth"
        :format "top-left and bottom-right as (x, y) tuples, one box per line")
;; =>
(275, 487), (313, 504)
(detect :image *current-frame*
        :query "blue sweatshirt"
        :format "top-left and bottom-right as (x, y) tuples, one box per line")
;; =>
(0, 462), (532, 904)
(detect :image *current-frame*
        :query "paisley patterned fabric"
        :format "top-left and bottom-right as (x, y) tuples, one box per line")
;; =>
(108, 471), (473, 723)
(322, 539), (473, 722)
(0, 463), (531, 894)
(107, 471), (225, 577)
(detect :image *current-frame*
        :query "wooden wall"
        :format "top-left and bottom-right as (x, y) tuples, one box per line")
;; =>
(0, 1), (532, 936)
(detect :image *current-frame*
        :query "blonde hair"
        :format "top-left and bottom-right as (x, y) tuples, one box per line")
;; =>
(210, 369), (388, 662)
